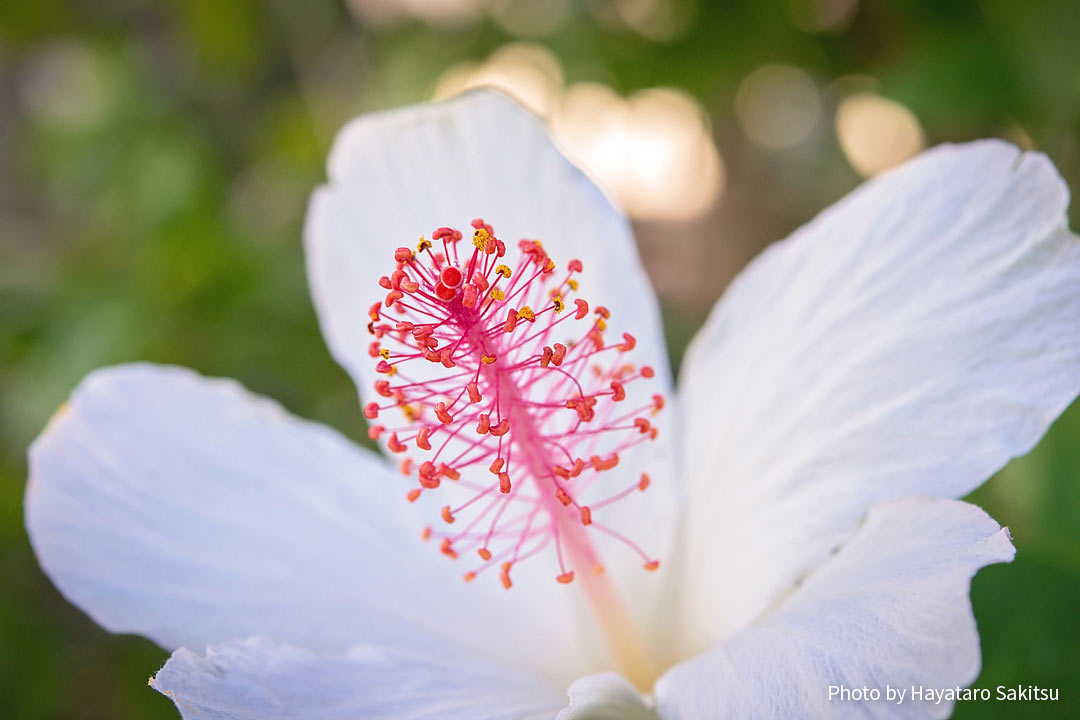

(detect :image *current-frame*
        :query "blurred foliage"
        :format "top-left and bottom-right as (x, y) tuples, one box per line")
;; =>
(1, 0), (1079, 718)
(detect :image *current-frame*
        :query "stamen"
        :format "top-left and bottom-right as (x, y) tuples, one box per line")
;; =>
(364, 219), (665, 595)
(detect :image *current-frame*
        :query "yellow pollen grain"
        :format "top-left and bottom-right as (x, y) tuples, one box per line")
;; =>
(496, 264), (512, 278)
(567, 279), (579, 291)
(552, 296), (565, 313)
(472, 228), (490, 249)
(379, 348), (390, 359)
(417, 236), (432, 252)
(490, 288), (505, 301)
(402, 405), (419, 421)
(517, 306), (535, 321)
(481, 354), (497, 364)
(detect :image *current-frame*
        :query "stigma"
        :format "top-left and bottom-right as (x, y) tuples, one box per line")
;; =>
(364, 219), (664, 588)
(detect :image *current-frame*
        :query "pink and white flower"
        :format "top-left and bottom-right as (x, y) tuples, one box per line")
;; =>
(25, 90), (1080, 719)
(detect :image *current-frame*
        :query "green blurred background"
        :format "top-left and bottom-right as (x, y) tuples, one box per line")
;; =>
(1, 0), (1079, 717)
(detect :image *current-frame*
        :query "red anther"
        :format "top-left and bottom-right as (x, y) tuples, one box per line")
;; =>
(387, 433), (407, 453)
(394, 247), (413, 262)
(406, 488), (422, 503)
(422, 346), (440, 363)
(489, 457), (504, 474)
(416, 427), (432, 450)
(384, 289), (404, 307)
(498, 472), (511, 493)
(472, 271), (489, 291)
(489, 419), (511, 437)
(440, 538), (457, 559)
(435, 282), (456, 302)
(363, 402), (379, 419)
(368, 341), (381, 358)
(591, 453), (620, 471)
(551, 343), (567, 365)
(376, 360), (394, 374)
(579, 506), (592, 525)
(462, 284), (478, 308)
(495, 239), (506, 257)
(463, 571), (477, 583)
(432, 227), (456, 240)
(471, 218), (488, 230)
(610, 381), (626, 402)
(595, 306), (611, 319)
(419, 461), (440, 489)
(401, 279), (419, 293)
(504, 309), (518, 332)
(439, 347), (456, 368)
(395, 321), (414, 333)
(649, 428), (659, 439)
(553, 465), (570, 479)
(571, 458), (585, 477)
(378, 276), (392, 289)
(435, 402), (454, 425)
(421, 526), (433, 541)
(441, 505), (455, 524)
(375, 380), (392, 397)
(400, 458), (413, 475)
(568, 259), (583, 272)
(588, 329), (604, 350)
(574, 299), (589, 319)
(476, 414), (491, 434)
(555, 488), (572, 507)
(390, 269), (406, 290)
(652, 394), (665, 411)
(643, 560), (660, 572)
(440, 265), (463, 287)
(367, 424), (385, 440)
(620, 333), (636, 351)
(368, 302), (382, 321)
(467, 382), (482, 403)
(438, 464), (460, 480)
(478, 548), (492, 561)
(638, 473), (651, 491)
(556, 571), (575, 584)
(500, 564), (512, 589)
(634, 418), (652, 434)
(641, 366), (655, 378)
(540, 346), (553, 367)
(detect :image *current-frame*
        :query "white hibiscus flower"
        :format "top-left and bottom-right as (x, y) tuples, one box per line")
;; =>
(25, 90), (1080, 720)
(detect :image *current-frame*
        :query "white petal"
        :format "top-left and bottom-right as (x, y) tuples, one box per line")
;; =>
(25, 364), (599, 683)
(151, 636), (562, 720)
(654, 498), (1015, 720)
(558, 673), (658, 720)
(304, 89), (680, 644)
(674, 140), (1080, 654)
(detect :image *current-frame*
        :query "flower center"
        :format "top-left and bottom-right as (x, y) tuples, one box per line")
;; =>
(364, 219), (664, 582)
(362, 219), (664, 681)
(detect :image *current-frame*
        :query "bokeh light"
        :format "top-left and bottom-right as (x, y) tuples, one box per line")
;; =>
(735, 64), (821, 150)
(553, 84), (723, 220)
(835, 91), (926, 176)
(433, 43), (565, 117)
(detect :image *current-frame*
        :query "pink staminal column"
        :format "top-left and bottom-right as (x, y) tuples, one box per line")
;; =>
(363, 219), (665, 596)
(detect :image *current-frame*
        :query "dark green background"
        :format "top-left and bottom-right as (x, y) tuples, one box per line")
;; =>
(1, 1), (1078, 717)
